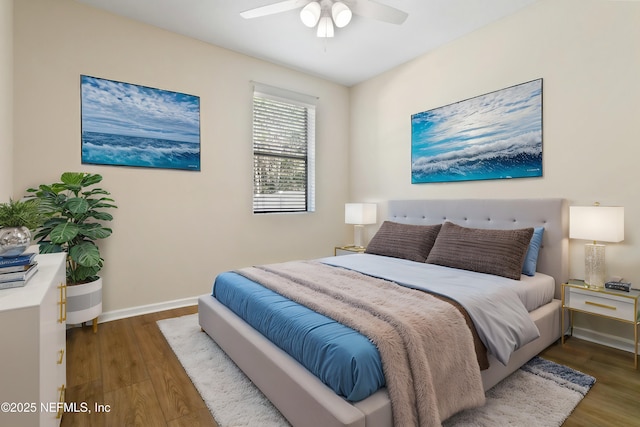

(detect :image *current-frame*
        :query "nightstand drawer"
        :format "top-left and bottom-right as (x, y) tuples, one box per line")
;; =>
(567, 288), (636, 322)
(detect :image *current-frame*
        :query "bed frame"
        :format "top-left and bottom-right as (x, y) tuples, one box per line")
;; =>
(198, 198), (569, 427)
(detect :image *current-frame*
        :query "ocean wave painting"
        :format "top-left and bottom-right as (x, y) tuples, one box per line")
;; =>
(81, 75), (200, 171)
(411, 79), (542, 184)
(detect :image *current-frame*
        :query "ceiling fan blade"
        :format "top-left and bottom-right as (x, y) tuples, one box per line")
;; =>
(240, 0), (311, 19)
(349, 0), (408, 25)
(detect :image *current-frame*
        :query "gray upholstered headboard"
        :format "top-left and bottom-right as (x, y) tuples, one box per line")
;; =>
(387, 199), (569, 298)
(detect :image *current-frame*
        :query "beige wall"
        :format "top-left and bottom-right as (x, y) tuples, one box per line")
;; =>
(13, 0), (350, 313)
(350, 0), (640, 343)
(0, 0), (12, 200)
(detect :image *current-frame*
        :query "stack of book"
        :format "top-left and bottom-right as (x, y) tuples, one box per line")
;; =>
(0, 252), (39, 290)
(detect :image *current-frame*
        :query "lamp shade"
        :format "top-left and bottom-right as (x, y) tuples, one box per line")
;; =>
(569, 205), (624, 243)
(331, 2), (352, 28)
(300, 1), (321, 27)
(345, 203), (377, 225)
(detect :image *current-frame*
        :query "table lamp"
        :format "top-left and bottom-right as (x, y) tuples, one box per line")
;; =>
(345, 203), (377, 248)
(569, 203), (624, 288)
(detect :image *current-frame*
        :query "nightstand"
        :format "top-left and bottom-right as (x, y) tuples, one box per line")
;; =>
(561, 280), (639, 369)
(334, 245), (366, 256)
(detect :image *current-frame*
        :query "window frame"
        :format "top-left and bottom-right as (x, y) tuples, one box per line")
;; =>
(252, 83), (316, 214)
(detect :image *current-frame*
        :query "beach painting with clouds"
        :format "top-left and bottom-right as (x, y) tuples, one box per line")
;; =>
(81, 75), (200, 171)
(411, 79), (542, 183)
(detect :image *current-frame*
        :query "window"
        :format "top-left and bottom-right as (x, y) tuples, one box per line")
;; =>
(252, 83), (316, 213)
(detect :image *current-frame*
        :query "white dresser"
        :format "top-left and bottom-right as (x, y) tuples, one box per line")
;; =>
(0, 253), (67, 426)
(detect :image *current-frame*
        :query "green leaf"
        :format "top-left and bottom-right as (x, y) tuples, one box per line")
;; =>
(90, 212), (114, 221)
(37, 197), (62, 214)
(69, 241), (101, 267)
(51, 182), (70, 194)
(68, 264), (100, 284)
(79, 226), (112, 240)
(33, 218), (65, 240)
(66, 197), (89, 215)
(61, 172), (85, 186)
(40, 217), (67, 230)
(28, 183), (54, 195)
(50, 222), (80, 244)
(82, 188), (111, 197)
(33, 229), (50, 241)
(81, 173), (103, 187)
(84, 188), (110, 197)
(37, 241), (64, 254)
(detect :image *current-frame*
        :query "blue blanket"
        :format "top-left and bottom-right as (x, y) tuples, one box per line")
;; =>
(212, 271), (385, 401)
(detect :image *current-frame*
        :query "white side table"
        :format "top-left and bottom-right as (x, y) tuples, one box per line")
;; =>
(562, 280), (639, 369)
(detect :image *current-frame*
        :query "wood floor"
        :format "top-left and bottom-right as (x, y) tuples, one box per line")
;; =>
(62, 306), (217, 427)
(61, 306), (640, 427)
(539, 336), (640, 427)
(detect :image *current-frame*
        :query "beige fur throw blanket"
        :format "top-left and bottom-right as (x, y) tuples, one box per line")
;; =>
(236, 261), (485, 427)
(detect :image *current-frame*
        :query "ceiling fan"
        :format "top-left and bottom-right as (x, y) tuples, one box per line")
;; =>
(240, 0), (408, 38)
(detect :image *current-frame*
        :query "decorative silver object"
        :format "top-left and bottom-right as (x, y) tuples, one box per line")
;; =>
(0, 226), (31, 257)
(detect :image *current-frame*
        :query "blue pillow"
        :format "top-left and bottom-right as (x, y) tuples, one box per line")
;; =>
(522, 227), (544, 276)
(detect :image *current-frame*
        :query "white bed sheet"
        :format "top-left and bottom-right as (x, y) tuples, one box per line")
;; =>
(513, 272), (555, 312)
(321, 254), (554, 312)
(320, 254), (548, 366)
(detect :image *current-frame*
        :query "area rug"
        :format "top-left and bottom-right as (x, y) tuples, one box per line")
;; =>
(158, 314), (595, 427)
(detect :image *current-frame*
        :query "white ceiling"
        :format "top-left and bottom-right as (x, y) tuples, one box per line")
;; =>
(76, 0), (539, 87)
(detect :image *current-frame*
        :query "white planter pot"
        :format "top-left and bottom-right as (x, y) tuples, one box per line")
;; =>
(66, 277), (102, 327)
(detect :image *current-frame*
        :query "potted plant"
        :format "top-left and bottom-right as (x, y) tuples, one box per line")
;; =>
(28, 172), (117, 331)
(0, 198), (45, 257)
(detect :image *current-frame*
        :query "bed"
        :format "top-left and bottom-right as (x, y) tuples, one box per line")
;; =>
(198, 198), (569, 427)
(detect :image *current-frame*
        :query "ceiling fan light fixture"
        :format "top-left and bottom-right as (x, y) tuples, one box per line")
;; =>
(317, 15), (334, 37)
(300, 1), (321, 28)
(331, 2), (352, 28)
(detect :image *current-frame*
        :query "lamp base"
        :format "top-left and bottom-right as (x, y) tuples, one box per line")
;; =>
(353, 224), (365, 248)
(584, 243), (606, 289)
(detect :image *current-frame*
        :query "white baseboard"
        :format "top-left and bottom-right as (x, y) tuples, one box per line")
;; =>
(571, 326), (638, 354)
(96, 296), (200, 324)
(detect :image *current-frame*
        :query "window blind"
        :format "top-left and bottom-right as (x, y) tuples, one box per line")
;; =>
(252, 85), (316, 213)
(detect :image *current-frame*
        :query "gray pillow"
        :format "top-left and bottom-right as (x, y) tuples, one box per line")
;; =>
(365, 221), (442, 262)
(426, 222), (534, 280)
